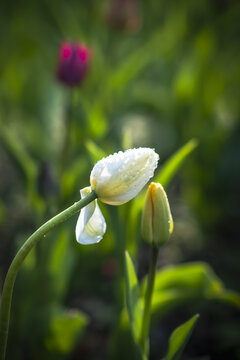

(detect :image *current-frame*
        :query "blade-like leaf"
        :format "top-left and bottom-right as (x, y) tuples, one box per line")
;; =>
(48, 229), (76, 301)
(87, 104), (108, 137)
(0, 125), (45, 212)
(85, 139), (107, 164)
(150, 262), (222, 293)
(213, 289), (240, 308)
(155, 138), (198, 188)
(124, 251), (143, 341)
(141, 262), (240, 320)
(165, 314), (199, 360)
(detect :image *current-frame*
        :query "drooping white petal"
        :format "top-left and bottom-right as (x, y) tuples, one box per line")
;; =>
(75, 187), (106, 245)
(90, 148), (159, 205)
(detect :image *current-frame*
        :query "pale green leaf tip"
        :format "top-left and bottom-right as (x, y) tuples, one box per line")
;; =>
(187, 138), (198, 149)
(166, 313), (200, 360)
(192, 313), (200, 321)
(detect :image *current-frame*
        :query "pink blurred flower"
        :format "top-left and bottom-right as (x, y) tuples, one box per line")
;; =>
(57, 42), (90, 87)
(106, 0), (142, 32)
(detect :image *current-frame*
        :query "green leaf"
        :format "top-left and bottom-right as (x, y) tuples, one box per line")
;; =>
(0, 124), (45, 212)
(155, 138), (198, 188)
(124, 251), (143, 341)
(0, 125), (36, 181)
(140, 262), (240, 320)
(44, 307), (89, 354)
(87, 104), (108, 137)
(61, 156), (88, 198)
(85, 139), (107, 164)
(151, 262), (222, 293)
(165, 314), (199, 360)
(48, 229), (76, 301)
(213, 289), (240, 308)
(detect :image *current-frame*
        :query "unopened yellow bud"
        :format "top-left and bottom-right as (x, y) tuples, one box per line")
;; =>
(141, 182), (173, 247)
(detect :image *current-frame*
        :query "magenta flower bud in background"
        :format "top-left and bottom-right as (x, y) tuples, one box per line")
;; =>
(106, 0), (142, 32)
(57, 42), (90, 87)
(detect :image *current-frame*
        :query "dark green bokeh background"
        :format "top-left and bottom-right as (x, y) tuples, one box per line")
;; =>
(0, 0), (240, 359)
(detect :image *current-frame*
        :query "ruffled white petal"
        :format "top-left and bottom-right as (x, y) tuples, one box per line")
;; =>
(75, 187), (106, 245)
(90, 148), (159, 205)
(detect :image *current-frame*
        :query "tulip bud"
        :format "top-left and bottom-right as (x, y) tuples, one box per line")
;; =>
(57, 42), (90, 87)
(141, 182), (173, 247)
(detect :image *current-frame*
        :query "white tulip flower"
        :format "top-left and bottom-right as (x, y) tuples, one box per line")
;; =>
(90, 148), (159, 205)
(76, 148), (159, 245)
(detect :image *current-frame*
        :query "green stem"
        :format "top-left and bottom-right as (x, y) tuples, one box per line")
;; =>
(139, 246), (159, 358)
(0, 191), (97, 360)
(61, 89), (73, 172)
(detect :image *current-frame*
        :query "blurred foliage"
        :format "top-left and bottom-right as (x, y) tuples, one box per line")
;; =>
(0, 0), (240, 359)
(119, 252), (240, 360)
(144, 262), (240, 319)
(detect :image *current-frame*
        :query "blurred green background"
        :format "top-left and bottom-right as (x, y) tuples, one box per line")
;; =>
(0, 0), (240, 359)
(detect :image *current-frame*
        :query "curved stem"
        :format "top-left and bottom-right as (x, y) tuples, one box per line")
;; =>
(0, 190), (97, 360)
(139, 246), (159, 358)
